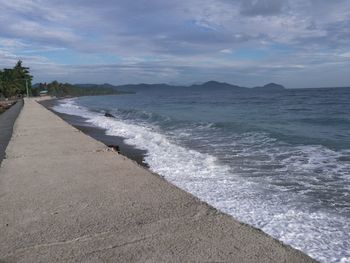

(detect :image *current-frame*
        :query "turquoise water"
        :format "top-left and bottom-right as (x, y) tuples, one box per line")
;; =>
(54, 87), (350, 262)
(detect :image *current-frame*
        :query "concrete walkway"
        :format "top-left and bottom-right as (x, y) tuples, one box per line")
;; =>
(0, 99), (316, 262)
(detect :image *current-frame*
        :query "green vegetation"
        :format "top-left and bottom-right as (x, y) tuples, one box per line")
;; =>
(0, 61), (120, 99)
(0, 60), (33, 98)
(33, 81), (120, 97)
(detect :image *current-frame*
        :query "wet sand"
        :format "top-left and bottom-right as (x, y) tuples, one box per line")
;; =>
(0, 98), (316, 262)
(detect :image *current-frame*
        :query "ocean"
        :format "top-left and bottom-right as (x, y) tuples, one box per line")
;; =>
(53, 86), (350, 263)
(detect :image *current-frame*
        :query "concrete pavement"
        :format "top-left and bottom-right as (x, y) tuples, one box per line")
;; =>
(0, 98), (316, 262)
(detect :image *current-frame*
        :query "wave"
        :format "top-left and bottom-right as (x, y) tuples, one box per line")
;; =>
(53, 98), (350, 263)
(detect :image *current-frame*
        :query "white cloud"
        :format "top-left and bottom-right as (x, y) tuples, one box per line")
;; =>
(0, 0), (349, 87)
(220, 49), (232, 54)
(339, 52), (350, 58)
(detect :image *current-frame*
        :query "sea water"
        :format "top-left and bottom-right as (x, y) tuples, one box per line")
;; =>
(53, 86), (350, 262)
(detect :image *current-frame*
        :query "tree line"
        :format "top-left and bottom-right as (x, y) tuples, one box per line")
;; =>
(35, 81), (120, 97)
(0, 60), (33, 98)
(1, 61), (122, 99)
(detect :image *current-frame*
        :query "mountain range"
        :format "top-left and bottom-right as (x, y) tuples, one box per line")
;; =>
(72, 81), (286, 92)
(33, 81), (286, 96)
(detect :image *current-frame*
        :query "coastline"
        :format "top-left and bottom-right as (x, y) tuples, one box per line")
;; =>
(0, 98), (316, 262)
(39, 98), (148, 167)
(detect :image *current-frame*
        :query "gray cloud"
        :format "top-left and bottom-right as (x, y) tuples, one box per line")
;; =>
(240, 0), (287, 16)
(0, 0), (349, 88)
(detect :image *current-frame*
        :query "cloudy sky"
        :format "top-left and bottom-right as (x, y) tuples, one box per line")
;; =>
(0, 0), (349, 88)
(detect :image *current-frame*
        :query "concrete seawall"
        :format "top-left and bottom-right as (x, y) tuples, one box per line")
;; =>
(0, 98), (316, 262)
(0, 100), (23, 164)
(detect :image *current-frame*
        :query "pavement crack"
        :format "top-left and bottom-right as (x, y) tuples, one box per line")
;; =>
(3, 230), (117, 257)
(86, 235), (152, 256)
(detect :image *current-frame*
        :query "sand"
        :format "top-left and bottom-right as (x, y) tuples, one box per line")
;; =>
(0, 98), (316, 262)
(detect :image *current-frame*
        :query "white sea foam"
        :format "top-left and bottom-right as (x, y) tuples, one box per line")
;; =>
(54, 98), (350, 263)
(53, 98), (94, 118)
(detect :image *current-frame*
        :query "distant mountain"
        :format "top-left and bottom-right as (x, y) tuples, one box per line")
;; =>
(190, 80), (246, 90)
(116, 81), (287, 93)
(74, 83), (119, 89)
(33, 81), (286, 95)
(189, 81), (286, 91)
(117, 83), (175, 90)
(71, 81), (286, 92)
(32, 81), (123, 97)
(253, 83), (285, 91)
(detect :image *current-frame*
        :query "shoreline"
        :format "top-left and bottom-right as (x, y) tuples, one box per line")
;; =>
(0, 98), (316, 262)
(39, 97), (321, 261)
(38, 98), (148, 167)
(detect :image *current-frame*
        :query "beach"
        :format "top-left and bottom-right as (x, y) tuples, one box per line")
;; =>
(0, 98), (316, 262)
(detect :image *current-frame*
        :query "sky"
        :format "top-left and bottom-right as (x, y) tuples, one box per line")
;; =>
(0, 0), (350, 88)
